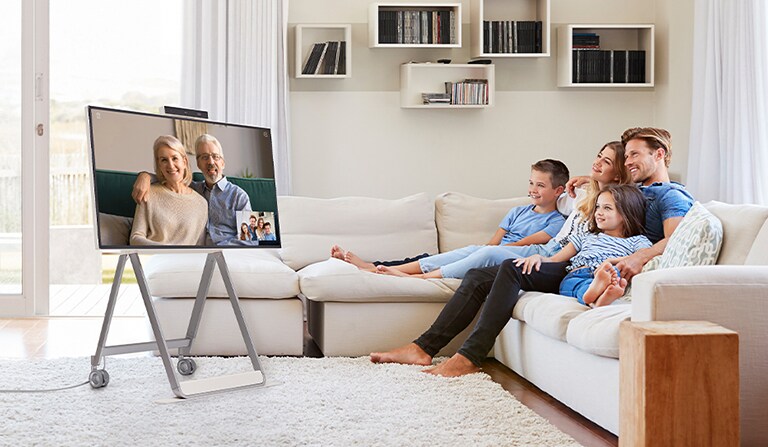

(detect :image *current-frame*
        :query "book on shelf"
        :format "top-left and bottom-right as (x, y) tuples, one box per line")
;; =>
(302, 43), (326, 75)
(444, 78), (489, 105)
(482, 20), (543, 54)
(301, 41), (348, 76)
(377, 7), (456, 44)
(421, 92), (451, 104)
(572, 49), (646, 84)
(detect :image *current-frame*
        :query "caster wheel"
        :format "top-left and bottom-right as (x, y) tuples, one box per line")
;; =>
(177, 358), (197, 376)
(89, 369), (110, 388)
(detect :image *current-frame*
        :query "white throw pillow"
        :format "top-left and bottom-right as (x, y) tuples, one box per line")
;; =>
(657, 201), (723, 269)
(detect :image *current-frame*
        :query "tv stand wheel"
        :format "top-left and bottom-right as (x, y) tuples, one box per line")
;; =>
(89, 369), (110, 388)
(177, 358), (197, 376)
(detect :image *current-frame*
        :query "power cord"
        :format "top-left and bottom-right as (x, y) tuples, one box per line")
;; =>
(0, 357), (104, 393)
(0, 380), (90, 393)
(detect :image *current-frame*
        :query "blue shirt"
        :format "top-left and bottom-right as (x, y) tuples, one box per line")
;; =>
(639, 182), (694, 243)
(261, 232), (276, 241)
(498, 205), (566, 245)
(191, 177), (251, 246)
(568, 232), (652, 271)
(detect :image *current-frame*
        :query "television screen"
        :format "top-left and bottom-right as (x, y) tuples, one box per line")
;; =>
(87, 106), (280, 250)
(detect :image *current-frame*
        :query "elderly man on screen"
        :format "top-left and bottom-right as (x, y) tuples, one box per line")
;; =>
(132, 134), (255, 246)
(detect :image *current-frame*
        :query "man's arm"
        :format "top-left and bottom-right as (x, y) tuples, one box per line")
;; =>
(614, 216), (684, 281)
(131, 172), (155, 204)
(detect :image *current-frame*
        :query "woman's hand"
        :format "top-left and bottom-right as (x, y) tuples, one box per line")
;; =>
(515, 254), (544, 275)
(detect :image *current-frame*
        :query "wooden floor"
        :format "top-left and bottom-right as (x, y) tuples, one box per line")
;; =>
(0, 317), (617, 447)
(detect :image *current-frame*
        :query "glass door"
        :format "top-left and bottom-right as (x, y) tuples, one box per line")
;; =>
(0, 0), (49, 316)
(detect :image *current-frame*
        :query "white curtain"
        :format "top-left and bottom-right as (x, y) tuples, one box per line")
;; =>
(181, 0), (292, 194)
(687, 0), (768, 205)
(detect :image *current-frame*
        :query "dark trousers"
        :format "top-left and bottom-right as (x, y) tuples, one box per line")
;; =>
(372, 253), (430, 267)
(413, 259), (570, 366)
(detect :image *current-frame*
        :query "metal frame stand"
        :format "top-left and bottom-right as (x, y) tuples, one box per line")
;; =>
(89, 252), (265, 398)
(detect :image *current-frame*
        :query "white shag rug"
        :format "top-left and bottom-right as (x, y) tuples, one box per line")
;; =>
(0, 356), (581, 446)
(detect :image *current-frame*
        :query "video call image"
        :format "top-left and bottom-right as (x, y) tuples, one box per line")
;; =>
(88, 106), (280, 249)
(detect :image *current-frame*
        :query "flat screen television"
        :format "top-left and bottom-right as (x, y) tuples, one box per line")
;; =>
(87, 106), (280, 250)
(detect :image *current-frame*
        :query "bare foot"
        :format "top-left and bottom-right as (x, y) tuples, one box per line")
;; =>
(376, 265), (411, 277)
(594, 278), (628, 307)
(370, 343), (432, 366)
(582, 261), (615, 305)
(423, 353), (480, 377)
(344, 251), (377, 270)
(330, 244), (346, 260)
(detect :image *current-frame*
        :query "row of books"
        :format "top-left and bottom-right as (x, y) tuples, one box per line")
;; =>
(572, 50), (646, 84)
(572, 32), (600, 48)
(445, 79), (489, 105)
(482, 21), (543, 54)
(301, 41), (347, 75)
(377, 9), (456, 45)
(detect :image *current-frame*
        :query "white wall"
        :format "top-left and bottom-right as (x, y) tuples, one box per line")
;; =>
(288, 0), (695, 199)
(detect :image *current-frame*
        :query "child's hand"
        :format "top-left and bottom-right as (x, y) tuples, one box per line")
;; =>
(515, 254), (543, 274)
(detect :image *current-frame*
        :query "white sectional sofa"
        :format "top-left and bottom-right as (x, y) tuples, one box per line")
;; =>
(144, 193), (768, 445)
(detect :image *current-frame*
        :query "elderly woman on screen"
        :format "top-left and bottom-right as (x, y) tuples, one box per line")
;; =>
(130, 135), (208, 246)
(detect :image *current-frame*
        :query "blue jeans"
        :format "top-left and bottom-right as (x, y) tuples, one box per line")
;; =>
(559, 266), (621, 305)
(418, 238), (562, 279)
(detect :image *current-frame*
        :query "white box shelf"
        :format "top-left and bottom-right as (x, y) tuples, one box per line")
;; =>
(557, 24), (654, 88)
(400, 63), (495, 109)
(470, 0), (551, 58)
(295, 24), (351, 78)
(369, 3), (461, 48)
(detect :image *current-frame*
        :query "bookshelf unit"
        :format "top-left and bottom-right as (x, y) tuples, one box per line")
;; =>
(369, 3), (461, 48)
(400, 63), (495, 109)
(295, 24), (352, 78)
(470, 0), (551, 58)
(557, 24), (654, 88)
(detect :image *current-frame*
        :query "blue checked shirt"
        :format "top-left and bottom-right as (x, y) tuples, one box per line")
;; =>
(191, 177), (251, 246)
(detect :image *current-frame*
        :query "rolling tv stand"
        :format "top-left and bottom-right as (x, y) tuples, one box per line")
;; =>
(89, 252), (265, 398)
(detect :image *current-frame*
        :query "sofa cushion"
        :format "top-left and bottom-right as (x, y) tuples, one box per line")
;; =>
(703, 201), (768, 265)
(144, 250), (299, 298)
(745, 219), (768, 265)
(277, 193), (438, 271)
(298, 259), (459, 303)
(435, 192), (531, 252)
(521, 293), (588, 341)
(565, 304), (632, 359)
(658, 201), (723, 269)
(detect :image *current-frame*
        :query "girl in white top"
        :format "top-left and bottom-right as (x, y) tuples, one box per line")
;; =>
(130, 135), (208, 246)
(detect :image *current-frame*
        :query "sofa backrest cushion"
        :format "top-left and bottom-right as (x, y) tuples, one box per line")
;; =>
(435, 192), (531, 252)
(703, 201), (768, 265)
(745, 220), (768, 265)
(277, 193), (438, 271)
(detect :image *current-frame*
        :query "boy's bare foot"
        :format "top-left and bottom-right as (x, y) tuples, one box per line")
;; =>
(344, 251), (377, 270)
(376, 265), (411, 277)
(370, 343), (432, 366)
(594, 277), (628, 307)
(330, 244), (346, 260)
(422, 353), (480, 377)
(582, 261), (615, 305)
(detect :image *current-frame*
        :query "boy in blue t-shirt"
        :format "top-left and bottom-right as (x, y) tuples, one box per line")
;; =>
(377, 159), (569, 279)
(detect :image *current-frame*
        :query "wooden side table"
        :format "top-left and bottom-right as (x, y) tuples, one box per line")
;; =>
(619, 321), (739, 447)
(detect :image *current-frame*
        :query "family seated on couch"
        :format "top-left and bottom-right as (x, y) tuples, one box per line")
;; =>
(355, 127), (695, 377)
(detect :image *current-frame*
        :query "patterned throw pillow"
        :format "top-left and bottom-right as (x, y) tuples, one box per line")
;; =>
(619, 202), (722, 302)
(656, 201), (723, 269)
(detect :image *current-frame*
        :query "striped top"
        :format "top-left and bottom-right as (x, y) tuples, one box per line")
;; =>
(568, 232), (652, 272)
